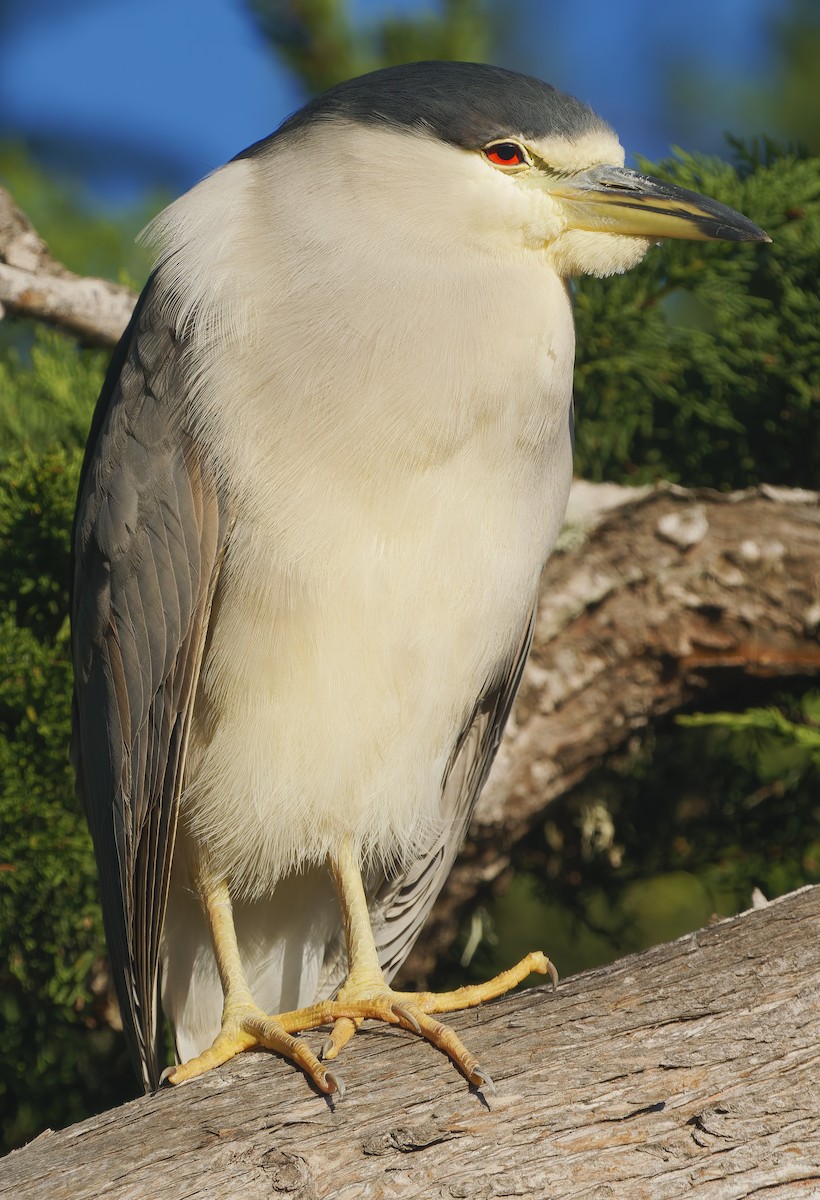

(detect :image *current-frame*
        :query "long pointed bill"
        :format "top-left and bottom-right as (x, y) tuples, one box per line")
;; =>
(552, 164), (770, 243)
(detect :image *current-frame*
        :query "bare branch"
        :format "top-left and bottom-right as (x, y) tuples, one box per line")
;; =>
(0, 187), (135, 345)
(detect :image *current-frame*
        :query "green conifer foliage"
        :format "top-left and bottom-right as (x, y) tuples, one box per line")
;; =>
(573, 146), (819, 487)
(0, 450), (134, 1147)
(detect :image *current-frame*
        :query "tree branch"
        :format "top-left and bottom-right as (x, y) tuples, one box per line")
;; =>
(405, 482), (820, 979)
(0, 187), (135, 345)
(3, 885), (819, 1198)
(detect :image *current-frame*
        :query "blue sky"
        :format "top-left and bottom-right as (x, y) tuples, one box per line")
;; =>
(0, 0), (784, 205)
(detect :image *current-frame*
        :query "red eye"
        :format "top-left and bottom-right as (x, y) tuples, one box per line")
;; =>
(484, 142), (527, 167)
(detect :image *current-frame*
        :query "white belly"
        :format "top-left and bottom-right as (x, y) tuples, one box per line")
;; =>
(182, 406), (572, 899)
(177, 239), (576, 898)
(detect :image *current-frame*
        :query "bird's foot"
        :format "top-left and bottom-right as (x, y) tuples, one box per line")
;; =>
(315, 949), (556, 1090)
(164, 949), (555, 1096)
(163, 1002), (344, 1095)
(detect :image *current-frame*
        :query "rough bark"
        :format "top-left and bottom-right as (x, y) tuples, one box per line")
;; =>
(0, 187), (135, 345)
(403, 482), (820, 980)
(3, 884), (819, 1199)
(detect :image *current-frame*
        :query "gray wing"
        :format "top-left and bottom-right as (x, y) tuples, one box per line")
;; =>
(71, 279), (230, 1090)
(319, 606), (536, 994)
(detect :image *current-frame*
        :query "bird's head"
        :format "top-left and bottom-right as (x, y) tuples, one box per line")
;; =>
(253, 60), (769, 280)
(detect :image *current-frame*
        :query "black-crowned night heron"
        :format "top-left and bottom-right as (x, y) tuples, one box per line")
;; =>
(72, 61), (768, 1098)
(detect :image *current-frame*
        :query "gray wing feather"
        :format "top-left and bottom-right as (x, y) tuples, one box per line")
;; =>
(71, 281), (229, 1090)
(318, 605), (536, 995)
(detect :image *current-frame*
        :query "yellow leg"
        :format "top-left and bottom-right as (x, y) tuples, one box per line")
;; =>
(166, 844), (556, 1095)
(313, 841), (557, 1090)
(165, 870), (341, 1094)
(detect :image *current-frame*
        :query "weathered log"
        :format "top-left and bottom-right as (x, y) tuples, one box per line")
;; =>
(403, 482), (820, 980)
(2, 884), (819, 1199)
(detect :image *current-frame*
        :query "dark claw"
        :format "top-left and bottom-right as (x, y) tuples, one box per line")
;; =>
(470, 1065), (497, 1096)
(158, 1065), (177, 1087)
(546, 959), (559, 990)
(391, 1003), (422, 1034)
(320, 1036), (333, 1060)
(323, 1068), (346, 1100)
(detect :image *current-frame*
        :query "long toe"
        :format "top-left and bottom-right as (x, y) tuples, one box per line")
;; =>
(304, 949), (554, 1087)
(166, 1003), (342, 1093)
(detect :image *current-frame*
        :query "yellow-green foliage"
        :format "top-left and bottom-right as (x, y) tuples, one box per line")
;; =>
(680, 697), (820, 760)
(0, 328), (108, 457)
